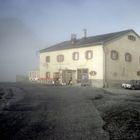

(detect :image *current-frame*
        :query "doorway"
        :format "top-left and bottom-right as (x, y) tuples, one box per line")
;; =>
(77, 68), (89, 83)
(62, 70), (76, 84)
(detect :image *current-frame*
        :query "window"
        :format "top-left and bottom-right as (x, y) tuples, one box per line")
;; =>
(111, 50), (119, 60)
(73, 52), (79, 60)
(85, 50), (93, 59)
(57, 55), (64, 62)
(137, 71), (140, 76)
(46, 72), (50, 79)
(125, 53), (132, 62)
(46, 56), (50, 63)
(53, 72), (60, 79)
(128, 35), (136, 41)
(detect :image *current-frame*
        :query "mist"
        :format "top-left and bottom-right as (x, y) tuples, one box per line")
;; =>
(0, 0), (140, 82)
(0, 17), (40, 82)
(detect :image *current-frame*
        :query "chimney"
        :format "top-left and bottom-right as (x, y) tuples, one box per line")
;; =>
(71, 34), (77, 44)
(82, 29), (87, 38)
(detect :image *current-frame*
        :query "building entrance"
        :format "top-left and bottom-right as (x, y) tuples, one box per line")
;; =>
(77, 68), (89, 83)
(62, 70), (76, 85)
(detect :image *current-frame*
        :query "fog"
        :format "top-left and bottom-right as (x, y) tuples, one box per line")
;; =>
(0, 17), (40, 81)
(0, 0), (140, 82)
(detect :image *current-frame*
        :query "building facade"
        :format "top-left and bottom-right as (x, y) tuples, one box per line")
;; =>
(39, 29), (140, 87)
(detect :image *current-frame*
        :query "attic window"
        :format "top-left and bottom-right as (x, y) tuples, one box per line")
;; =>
(128, 35), (136, 41)
(111, 50), (118, 60)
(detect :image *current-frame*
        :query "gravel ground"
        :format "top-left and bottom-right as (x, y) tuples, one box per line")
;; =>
(0, 83), (140, 140)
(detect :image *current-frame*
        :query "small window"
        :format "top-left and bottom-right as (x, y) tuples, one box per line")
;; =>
(111, 50), (119, 60)
(46, 56), (50, 63)
(85, 50), (93, 59)
(125, 53), (132, 62)
(128, 35), (136, 41)
(73, 52), (79, 60)
(46, 72), (50, 79)
(57, 55), (64, 62)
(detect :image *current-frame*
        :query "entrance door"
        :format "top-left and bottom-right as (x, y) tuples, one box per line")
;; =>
(62, 70), (76, 84)
(77, 68), (88, 83)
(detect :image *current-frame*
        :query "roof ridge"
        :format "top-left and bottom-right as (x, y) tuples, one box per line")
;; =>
(82, 29), (133, 39)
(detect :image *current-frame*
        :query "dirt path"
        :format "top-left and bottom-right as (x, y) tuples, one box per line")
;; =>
(0, 83), (108, 140)
(23, 85), (108, 140)
(1, 83), (140, 140)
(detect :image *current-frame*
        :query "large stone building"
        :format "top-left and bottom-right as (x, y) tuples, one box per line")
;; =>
(39, 29), (140, 87)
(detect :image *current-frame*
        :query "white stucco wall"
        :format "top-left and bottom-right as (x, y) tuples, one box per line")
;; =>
(105, 32), (140, 83)
(40, 45), (104, 81)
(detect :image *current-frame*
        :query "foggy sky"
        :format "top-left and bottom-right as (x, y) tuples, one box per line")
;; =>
(0, 18), (40, 81)
(0, 0), (140, 81)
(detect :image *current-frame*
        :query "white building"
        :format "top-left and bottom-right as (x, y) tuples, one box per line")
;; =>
(28, 70), (40, 82)
(39, 29), (140, 87)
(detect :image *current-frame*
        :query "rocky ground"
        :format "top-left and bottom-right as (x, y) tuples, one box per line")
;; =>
(0, 83), (140, 140)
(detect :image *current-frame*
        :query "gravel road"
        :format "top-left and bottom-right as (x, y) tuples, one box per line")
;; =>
(0, 83), (140, 140)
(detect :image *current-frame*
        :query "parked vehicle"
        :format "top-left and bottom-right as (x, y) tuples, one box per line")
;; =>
(122, 80), (140, 90)
(122, 83), (128, 89)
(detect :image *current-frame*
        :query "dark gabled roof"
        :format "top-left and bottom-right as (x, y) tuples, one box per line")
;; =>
(40, 29), (138, 53)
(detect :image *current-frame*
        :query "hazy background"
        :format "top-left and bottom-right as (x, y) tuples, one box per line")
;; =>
(0, 0), (140, 82)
